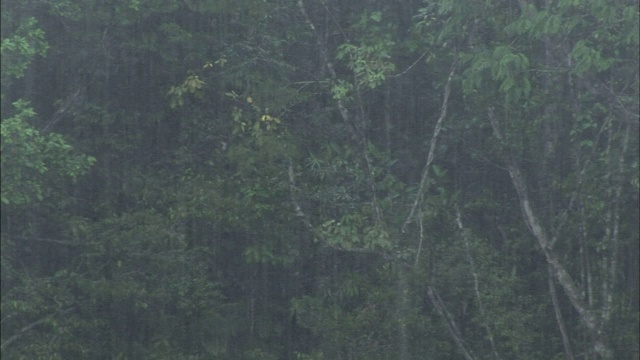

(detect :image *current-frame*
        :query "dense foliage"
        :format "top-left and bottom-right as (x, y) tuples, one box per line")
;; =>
(2, 0), (638, 359)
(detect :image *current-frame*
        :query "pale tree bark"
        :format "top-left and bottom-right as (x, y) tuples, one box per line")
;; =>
(401, 64), (456, 233)
(455, 206), (502, 360)
(536, 2), (574, 356)
(298, 5), (470, 357)
(427, 286), (477, 360)
(488, 108), (612, 359)
(548, 264), (575, 360)
(600, 122), (630, 324)
(397, 61), (469, 359)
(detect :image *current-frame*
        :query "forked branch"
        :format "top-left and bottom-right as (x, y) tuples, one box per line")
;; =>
(487, 107), (610, 359)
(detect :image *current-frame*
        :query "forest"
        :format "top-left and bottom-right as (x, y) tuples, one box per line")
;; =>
(1, 0), (638, 359)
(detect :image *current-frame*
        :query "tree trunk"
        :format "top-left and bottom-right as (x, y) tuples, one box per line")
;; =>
(488, 109), (612, 359)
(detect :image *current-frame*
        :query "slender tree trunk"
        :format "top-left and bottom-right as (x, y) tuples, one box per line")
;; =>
(602, 123), (630, 323)
(427, 286), (477, 360)
(548, 264), (575, 360)
(455, 207), (501, 360)
(396, 264), (410, 360)
(384, 83), (392, 153)
(402, 64), (456, 232)
(488, 109), (612, 359)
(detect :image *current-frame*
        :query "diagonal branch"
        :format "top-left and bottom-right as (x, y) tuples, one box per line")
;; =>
(41, 87), (84, 134)
(427, 286), (477, 360)
(389, 51), (429, 78)
(487, 108), (610, 359)
(455, 205), (501, 360)
(548, 263), (575, 360)
(1, 307), (74, 351)
(297, 0), (351, 128)
(402, 64), (456, 233)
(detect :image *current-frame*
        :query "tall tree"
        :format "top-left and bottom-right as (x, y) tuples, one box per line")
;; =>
(2, 0), (637, 359)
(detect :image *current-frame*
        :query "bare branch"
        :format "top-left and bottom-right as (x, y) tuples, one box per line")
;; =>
(41, 87), (84, 134)
(1, 307), (74, 351)
(389, 52), (428, 78)
(414, 208), (424, 267)
(487, 108), (611, 358)
(455, 206), (502, 360)
(548, 264), (575, 360)
(402, 64), (456, 233)
(427, 286), (477, 360)
(602, 122), (631, 322)
(287, 159), (315, 234)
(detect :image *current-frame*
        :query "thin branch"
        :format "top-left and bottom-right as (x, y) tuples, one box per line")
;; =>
(487, 107), (610, 358)
(427, 286), (477, 360)
(41, 87), (84, 134)
(414, 208), (424, 267)
(298, 0), (338, 83)
(287, 159), (315, 234)
(548, 263), (575, 360)
(1, 307), (74, 351)
(455, 206), (501, 360)
(319, 0), (349, 43)
(389, 52), (428, 78)
(7, 236), (81, 246)
(602, 122), (631, 322)
(549, 114), (613, 249)
(402, 63), (456, 233)
(297, 0), (357, 139)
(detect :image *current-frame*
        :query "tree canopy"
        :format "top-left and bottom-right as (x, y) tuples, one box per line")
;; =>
(2, 0), (638, 359)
